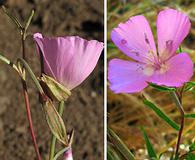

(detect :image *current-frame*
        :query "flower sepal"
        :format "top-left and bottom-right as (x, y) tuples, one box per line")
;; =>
(43, 98), (69, 146)
(39, 74), (71, 102)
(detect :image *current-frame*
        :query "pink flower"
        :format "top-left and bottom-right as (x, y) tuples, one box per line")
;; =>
(33, 33), (103, 90)
(63, 147), (73, 160)
(108, 9), (193, 93)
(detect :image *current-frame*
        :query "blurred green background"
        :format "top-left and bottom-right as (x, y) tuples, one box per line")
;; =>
(107, 0), (195, 159)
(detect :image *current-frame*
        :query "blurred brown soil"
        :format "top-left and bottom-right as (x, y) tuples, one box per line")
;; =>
(0, 0), (104, 160)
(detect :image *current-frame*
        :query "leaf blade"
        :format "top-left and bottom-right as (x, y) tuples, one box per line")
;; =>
(108, 128), (135, 160)
(148, 83), (176, 92)
(141, 127), (157, 159)
(107, 145), (122, 160)
(143, 99), (180, 131)
(184, 113), (195, 119)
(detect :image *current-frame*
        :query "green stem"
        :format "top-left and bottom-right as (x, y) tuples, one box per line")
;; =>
(0, 55), (45, 99)
(0, 54), (19, 72)
(17, 58), (44, 95)
(1, 6), (23, 30)
(20, 25), (42, 160)
(170, 91), (185, 158)
(24, 10), (34, 38)
(49, 101), (65, 160)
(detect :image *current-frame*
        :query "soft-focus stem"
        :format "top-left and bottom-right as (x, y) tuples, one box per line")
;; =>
(170, 91), (185, 158)
(49, 101), (65, 160)
(21, 32), (42, 160)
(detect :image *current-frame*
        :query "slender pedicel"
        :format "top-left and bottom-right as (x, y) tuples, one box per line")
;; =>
(170, 91), (185, 158)
(21, 31), (42, 160)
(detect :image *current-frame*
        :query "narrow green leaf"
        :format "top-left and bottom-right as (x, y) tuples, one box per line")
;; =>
(0, 54), (19, 73)
(1, 5), (23, 29)
(148, 82), (176, 92)
(184, 114), (195, 119)
(108, 128), (135, 160)
(143, 99), (180, 131)
(24, 10), (34, 33)
(53, 147), (70, 160)
(141, 127), (157, 159)
(174, 154), (179, 160)
(184, 82), (195, 92)
(184, 152), (195, 160)
(107, 145), (122, 160)
(170, 152), (175, 160)
(189, 143), (195, 152)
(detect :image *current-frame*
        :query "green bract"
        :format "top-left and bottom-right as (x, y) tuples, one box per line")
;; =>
(40, 74), (71, 102)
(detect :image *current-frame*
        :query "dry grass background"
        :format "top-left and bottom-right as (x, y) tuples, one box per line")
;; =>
(107, 0), (195, 159)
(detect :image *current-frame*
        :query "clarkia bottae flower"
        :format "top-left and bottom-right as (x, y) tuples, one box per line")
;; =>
(63, 148), (73, 160)
(33, 33), (103, 90)
(108, 9), (193, 93)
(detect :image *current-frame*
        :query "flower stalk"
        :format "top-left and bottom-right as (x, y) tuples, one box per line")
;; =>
(1, 6), (41, 159)
(20, 32), (42, 160)
(22, 80), (42, 160)
(19, 10), (41, 159)
(49, 101), (65, 160)
(17, 58), (44, 95)
(170, 91), (185, 158)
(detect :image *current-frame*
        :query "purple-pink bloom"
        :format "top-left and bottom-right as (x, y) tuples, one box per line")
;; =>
(33, 33), (103, 90)
(108, 9), (194, 93)
(63, 147), (73, 160)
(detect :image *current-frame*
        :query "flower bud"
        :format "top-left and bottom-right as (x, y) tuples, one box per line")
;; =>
(40, 74), (71, 102)
(63, 148), (73, 160)
(43, 98), (68, 146)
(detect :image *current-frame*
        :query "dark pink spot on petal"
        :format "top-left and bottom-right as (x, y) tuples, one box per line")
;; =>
(132, 51), (139, 56)
(144, 33), (150, 44)
(165, 40), (173, 51)
(166, 40), (173, 47)
(121, 39), (127, 45)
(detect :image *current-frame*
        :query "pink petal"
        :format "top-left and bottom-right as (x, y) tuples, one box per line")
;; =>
(111, 15), (157, 63)
(63, 148), (73, 160)
(157, 9), (191, 61)
(33, 33), (103, 90)
(33, 33), (57, 79)
(150, 53), (193, 87)
(108, 59), (151, 93)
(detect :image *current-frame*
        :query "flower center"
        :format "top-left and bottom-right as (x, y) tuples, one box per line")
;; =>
(152, 59), (170, 74)
(143, 57), (170, 76)
(143, 65), (154, 76)
(158, 63), (169, 74)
